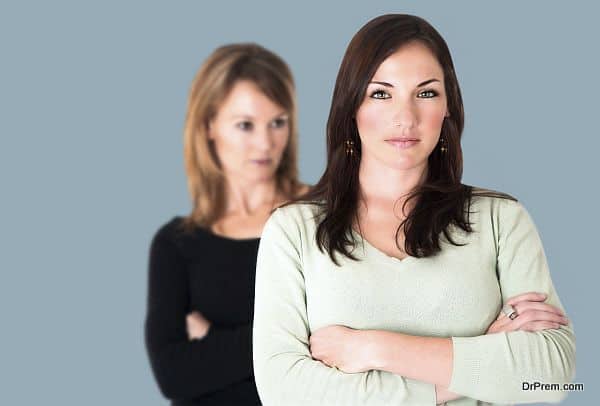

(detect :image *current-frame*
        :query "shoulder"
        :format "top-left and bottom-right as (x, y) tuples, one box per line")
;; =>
(262, 201), (322, 242)
(147, 218), (187, 268)
(270, 201), (322, 226)
(150, 216), (210, 256)
(467, 187), (539, 237)
(468, 187), (523, 217)
(152, 216), (185, 243)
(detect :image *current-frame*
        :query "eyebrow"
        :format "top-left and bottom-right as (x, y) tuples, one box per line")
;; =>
(369, 79), (441, 87)
(231, 112), (288, 120)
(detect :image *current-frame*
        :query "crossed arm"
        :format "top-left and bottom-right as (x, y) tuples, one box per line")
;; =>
(145, 229), (254, 400)
(253, 205), (576, 405)
(309, 292), (569, 404)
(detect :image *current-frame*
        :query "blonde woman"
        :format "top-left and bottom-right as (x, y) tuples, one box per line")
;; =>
(145, 44), (307, 405)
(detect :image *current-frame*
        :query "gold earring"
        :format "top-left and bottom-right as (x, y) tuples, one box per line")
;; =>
(345, 140), (355, 156)
(439, 137), (447, 153)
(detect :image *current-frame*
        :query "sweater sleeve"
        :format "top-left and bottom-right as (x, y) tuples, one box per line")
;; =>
(448, 199), (576, 404)
(253, 209), (437, 406)
(144, 224), (254, 400)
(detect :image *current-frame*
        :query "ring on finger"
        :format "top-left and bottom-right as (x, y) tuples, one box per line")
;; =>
(502, 304), (519, 320)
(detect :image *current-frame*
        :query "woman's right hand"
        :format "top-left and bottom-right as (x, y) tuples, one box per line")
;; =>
(186, 310), (211, 340)
(486, 292), (569, 334)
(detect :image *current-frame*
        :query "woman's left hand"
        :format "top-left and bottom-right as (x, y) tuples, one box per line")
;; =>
(486, 292), (568, 334)
(309, 325), (371, 373)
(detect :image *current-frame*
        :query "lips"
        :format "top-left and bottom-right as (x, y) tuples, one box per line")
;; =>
(385, 137), (420, 142)
(385, 137), (420, 149)
(251, 158), (272, 165)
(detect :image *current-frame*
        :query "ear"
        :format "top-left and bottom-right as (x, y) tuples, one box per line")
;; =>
(445, 111), (450, 118)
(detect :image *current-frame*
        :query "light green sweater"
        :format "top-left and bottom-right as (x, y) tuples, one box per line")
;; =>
(252, 195), (576, 405)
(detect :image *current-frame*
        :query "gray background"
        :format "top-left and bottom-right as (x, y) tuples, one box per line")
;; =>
(1, 0), (596, 404)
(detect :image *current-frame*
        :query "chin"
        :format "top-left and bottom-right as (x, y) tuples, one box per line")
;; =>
(387, 162), (424, 171)
(379, 144), (435, 170)
(377, 154), (425, 171)
(245, 170), (278, 183)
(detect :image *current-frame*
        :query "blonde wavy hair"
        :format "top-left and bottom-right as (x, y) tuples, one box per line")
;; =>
(182, 43), (301, 230)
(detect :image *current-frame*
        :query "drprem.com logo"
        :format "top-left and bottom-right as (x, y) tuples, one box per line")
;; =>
(522, 381), (584, 391)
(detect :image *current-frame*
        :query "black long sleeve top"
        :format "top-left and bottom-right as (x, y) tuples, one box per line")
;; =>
(145, 217), (262, 405)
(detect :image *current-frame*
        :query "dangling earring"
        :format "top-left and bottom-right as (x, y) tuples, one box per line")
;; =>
(439, 137), (447, 153)
(345, 140), (355, 156)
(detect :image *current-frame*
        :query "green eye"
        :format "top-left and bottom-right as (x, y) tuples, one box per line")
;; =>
(370, 90), (390, 99)
(418, 90), (438, 98)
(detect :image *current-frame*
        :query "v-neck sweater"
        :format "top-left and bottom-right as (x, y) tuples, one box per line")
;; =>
(252, 195), (575, 405)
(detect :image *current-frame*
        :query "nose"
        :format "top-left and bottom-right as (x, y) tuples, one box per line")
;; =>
(254, 127), (274, 151)
(392, 100), (417, 130)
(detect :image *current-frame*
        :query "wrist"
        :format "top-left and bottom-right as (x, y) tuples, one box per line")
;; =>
(359, 330), (386, 370)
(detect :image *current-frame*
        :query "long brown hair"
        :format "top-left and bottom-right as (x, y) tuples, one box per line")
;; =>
(299, 14), (514, 264)
(182, 43), (301, 231)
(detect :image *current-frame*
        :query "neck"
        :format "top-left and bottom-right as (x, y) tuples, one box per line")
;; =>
(358, 155), (427, 216)
(223, 176), (277, 217)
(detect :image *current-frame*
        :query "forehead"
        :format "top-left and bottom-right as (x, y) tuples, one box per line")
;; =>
(218, 80), (284, 117)
(371, 42), (444, 84)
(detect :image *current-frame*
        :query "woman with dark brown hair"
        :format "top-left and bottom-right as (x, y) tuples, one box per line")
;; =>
(145, 43), (307, 405)
(253, 15), (575, 405)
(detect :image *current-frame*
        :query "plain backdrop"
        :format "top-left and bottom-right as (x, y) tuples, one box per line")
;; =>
(1, 1), (597, 404)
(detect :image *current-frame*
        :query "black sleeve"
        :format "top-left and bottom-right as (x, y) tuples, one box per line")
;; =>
(144, 224), (254, 400)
